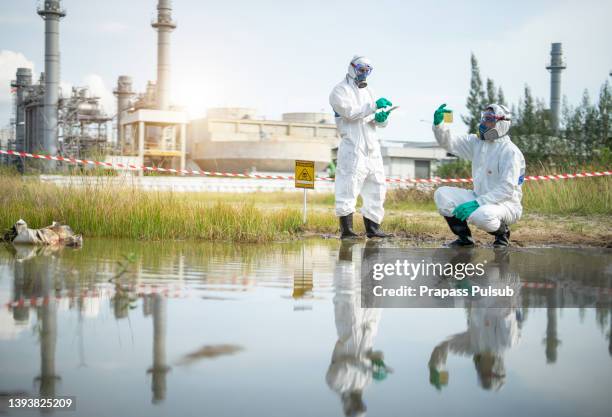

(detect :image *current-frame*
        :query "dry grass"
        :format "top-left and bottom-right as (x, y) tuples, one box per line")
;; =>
(0, 173), (609, 244)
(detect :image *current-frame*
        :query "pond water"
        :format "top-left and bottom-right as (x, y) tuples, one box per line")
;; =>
(0, 239), (611, 417)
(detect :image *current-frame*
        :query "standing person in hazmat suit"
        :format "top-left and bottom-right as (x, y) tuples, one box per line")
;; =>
(431, 103), (526, 247)
(326, 241), (390, 416)
(330, 56), (393, 239)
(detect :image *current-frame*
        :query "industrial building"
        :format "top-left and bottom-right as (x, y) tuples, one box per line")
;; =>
(113, 0), (189, 173)
(2, 0), (570, 181)
(189, 108), (338, 173)
(379, 141), (453, 178)
(8, 1), (111, 172)
(10, 68), (111, 161)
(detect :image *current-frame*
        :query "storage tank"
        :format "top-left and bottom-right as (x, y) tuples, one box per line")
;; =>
(282, 112), (334, 124)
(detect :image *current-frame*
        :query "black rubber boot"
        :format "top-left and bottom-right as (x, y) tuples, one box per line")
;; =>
(489, 221), (511, 247)
(338, 240), (358, 262)
(339, 214), (359, 239)
(363, 217), (393, 239)
(444, 216), (475, 247)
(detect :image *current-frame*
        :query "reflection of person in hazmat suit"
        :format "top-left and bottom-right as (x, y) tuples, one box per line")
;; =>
(431, 104), (526, 247)
(428, 250), (523, 391)
(330, 56), (393, 239)
(326, 241), (390, 416)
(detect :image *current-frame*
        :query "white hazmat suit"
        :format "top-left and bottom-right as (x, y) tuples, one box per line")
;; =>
(327, 242), (383, 417)
(432, 105), (525, 233)
(330, 57), (388, 224)
(428, 252), (522, 391)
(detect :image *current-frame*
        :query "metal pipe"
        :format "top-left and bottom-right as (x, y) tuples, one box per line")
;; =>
(38, 0), (65, 168)
(152, 0), (176, 110)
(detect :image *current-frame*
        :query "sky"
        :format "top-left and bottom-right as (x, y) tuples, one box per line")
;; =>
(1, 0), (611, 141)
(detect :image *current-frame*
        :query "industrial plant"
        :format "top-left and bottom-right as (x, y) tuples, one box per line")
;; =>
(3, 0), (343, 175)
(2, 0), (570, 177)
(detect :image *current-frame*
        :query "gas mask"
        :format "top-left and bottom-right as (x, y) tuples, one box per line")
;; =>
(347, 56), (373, 89)
(478, 104), (512, 140)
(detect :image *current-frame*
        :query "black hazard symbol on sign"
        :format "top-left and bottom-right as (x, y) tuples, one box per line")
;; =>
(298, 168), (313, 182)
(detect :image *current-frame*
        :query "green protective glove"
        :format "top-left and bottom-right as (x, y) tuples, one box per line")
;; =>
(371, 357), (388, 381)
(433, 103), (452, 126)
(453, 200), (480, 221)
(376, 98), (393, 109)
(375, 110), (390, 123)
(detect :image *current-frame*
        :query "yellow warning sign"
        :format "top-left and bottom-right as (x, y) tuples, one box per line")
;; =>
(295, 160), (315, 189)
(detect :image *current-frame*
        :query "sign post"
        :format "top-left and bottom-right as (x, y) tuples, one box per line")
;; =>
(295, 160), (315, 224)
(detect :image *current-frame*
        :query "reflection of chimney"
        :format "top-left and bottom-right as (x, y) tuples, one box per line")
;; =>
(37, 0), (66, 165)
(546, 43), (566, 132)
(545, 290), (560, 364)
(148, 294), (170, 403)
(114, 75), (134, 148)
(36, 270), (60, 399)
(152, 0), (176, 110)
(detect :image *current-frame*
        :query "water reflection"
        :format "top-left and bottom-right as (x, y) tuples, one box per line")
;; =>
(0, 240), (610, 417)
(327, 241), (390, 417)
(147, 294), (170, 403)
(428, 250), (522, 391)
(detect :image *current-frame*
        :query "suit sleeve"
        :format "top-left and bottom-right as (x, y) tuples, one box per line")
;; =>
(330, 86), (376, 121)
(432, 123), (475, 161)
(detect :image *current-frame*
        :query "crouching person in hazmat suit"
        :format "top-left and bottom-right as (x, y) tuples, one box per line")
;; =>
(428, 250), (523, 391)
(326, 241), (391, 416)
(432, 103), (525, 247)
(330, 56), (393, 239)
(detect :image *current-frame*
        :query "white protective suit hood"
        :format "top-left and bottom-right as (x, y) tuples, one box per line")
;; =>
(347, 56), (373, 89)
(480, 103), (512, 141)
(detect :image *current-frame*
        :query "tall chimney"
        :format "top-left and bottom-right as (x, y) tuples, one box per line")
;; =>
(546, 43), (566, 132)
(38, 0), (65, 165)
(113, 75), (134, 148)
(11, 68), (32, 154)
(152, 0), (176, 110)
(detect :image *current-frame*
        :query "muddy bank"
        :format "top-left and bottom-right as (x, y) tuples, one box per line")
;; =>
(308, 211), (612, 248)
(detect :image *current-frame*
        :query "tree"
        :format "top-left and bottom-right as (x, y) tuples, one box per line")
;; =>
(510, 85), (556, 160)
(520, 85), (537, 134)
(598, 80), (611, 150)
(462, 53), (486, 134)
(486, 78), (497, 105)
(497, 87), (507, 107)
(581, 90), (600, 154)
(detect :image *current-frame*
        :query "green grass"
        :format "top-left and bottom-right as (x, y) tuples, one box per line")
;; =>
(0, 173), (609, 242)
(0, 176), (303, 242)
(522, 176), (611, 215)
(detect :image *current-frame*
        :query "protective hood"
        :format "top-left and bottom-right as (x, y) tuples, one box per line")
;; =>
(347, 55), (373, 88)
(479, 103), (512, 141)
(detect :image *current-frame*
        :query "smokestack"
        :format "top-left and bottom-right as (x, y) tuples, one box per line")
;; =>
(546, 42), (566, 132)
(152, 0), (176, 110)
(114, 75), (134, 148)
(11, 68), (32, 154)
(38, 0), (65, 167)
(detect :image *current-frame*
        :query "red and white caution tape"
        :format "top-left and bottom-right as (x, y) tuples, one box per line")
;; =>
(2, 149), (610, 184)
(4, 284), (190, 308)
